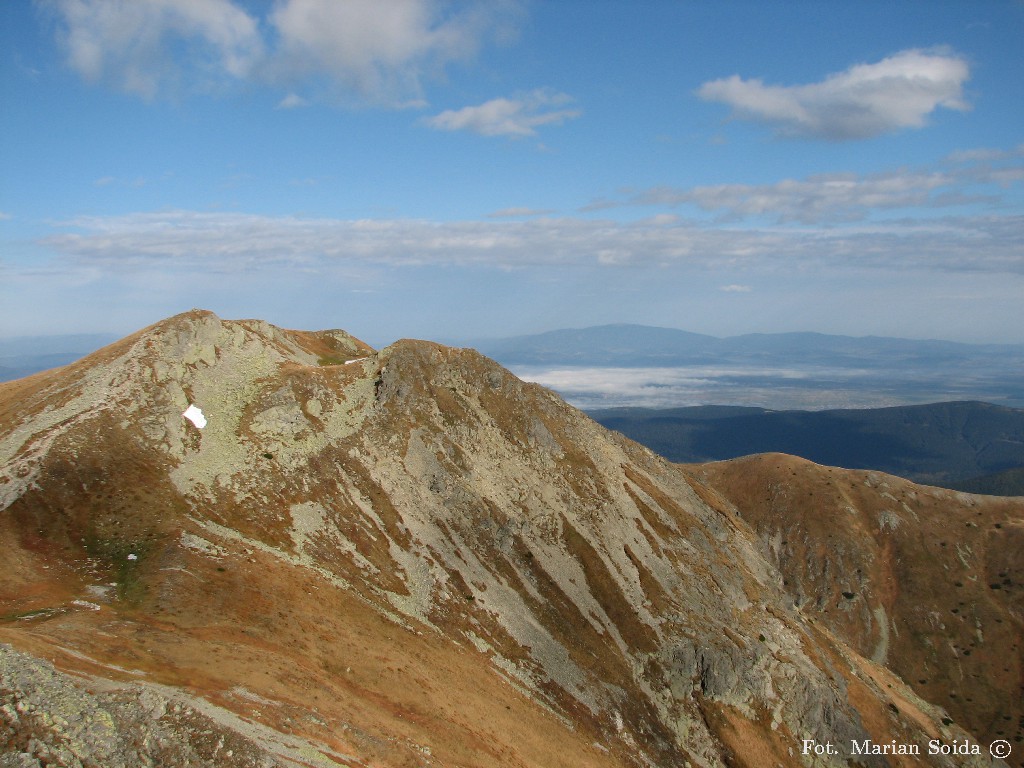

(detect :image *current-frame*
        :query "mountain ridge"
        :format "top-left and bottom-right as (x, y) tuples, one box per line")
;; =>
(468, 322), (1024, 366)
(1, 310), (1020, 767)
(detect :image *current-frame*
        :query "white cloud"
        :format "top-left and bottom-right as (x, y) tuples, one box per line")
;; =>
(638, 170), (955, 223)
(698, 49), (970, 140)
(425, 89), (581, 137)
(719, 284), (752, 293)
(41, 0), (522, 105)
(616, 151), (1023, 224)
(41, 0), (264, 99)
(276, 92), (309, 109)
(946, 147), (1014, 164)
(0, 212), (12, 221)
(488, 207), (557, 218)
(268, 0), (511, 105)
(514, 366), (718, 402)
(38, 209), (1024, 276)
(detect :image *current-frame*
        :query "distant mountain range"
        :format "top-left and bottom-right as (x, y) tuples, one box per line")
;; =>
(471, 323), (1024, 367)
(591, 400), (1024, 495)
(468, 324), (1024, 409)
(0, 334), (117, 382)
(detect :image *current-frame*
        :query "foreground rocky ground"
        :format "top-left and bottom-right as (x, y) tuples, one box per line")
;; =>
(1, 311), (1020, 767)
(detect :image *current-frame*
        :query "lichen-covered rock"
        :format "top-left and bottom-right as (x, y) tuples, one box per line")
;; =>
(0, 644), (278, 767)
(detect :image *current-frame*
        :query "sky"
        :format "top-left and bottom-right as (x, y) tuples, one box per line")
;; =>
(1, 0), (1023, 347)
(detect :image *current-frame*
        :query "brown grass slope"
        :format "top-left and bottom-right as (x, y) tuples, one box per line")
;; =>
(684, 453), (1024, 755)
(0, 310), (1012, 767)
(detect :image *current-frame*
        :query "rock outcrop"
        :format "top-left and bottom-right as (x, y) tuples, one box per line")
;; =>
(0, 643), (327, 768)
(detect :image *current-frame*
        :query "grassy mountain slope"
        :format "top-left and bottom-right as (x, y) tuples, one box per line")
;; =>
(684, 453), (1024, 749)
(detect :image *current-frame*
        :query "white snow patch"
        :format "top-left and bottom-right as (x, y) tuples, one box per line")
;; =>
(183, 404), (207, 429)
(71, 599), (102, 611)
(344, 357), (367, 365)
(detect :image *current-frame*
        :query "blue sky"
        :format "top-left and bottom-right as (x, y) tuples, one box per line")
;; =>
(1, 0), (1022, 346)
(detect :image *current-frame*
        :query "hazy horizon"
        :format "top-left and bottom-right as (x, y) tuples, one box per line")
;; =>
(6, 316), (1024, 351)
(2, 2), (1022, 344)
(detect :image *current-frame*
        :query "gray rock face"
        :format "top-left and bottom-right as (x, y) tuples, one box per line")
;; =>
(0, 644), (358, 768)
(0, 644), (274, 768)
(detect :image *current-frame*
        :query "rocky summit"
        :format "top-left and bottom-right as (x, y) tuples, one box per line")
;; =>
(1, 310), (1020, 767)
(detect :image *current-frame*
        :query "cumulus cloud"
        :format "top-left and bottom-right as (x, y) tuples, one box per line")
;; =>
(40, 0), (264, 99)
(267, 0), (510, 105)
(425, 89), (581, 137)
(40, 0), (521, 105)
(719, 284), (752, 293)
(39, 209), (1024, 276)
(698, 49), (970, 140)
